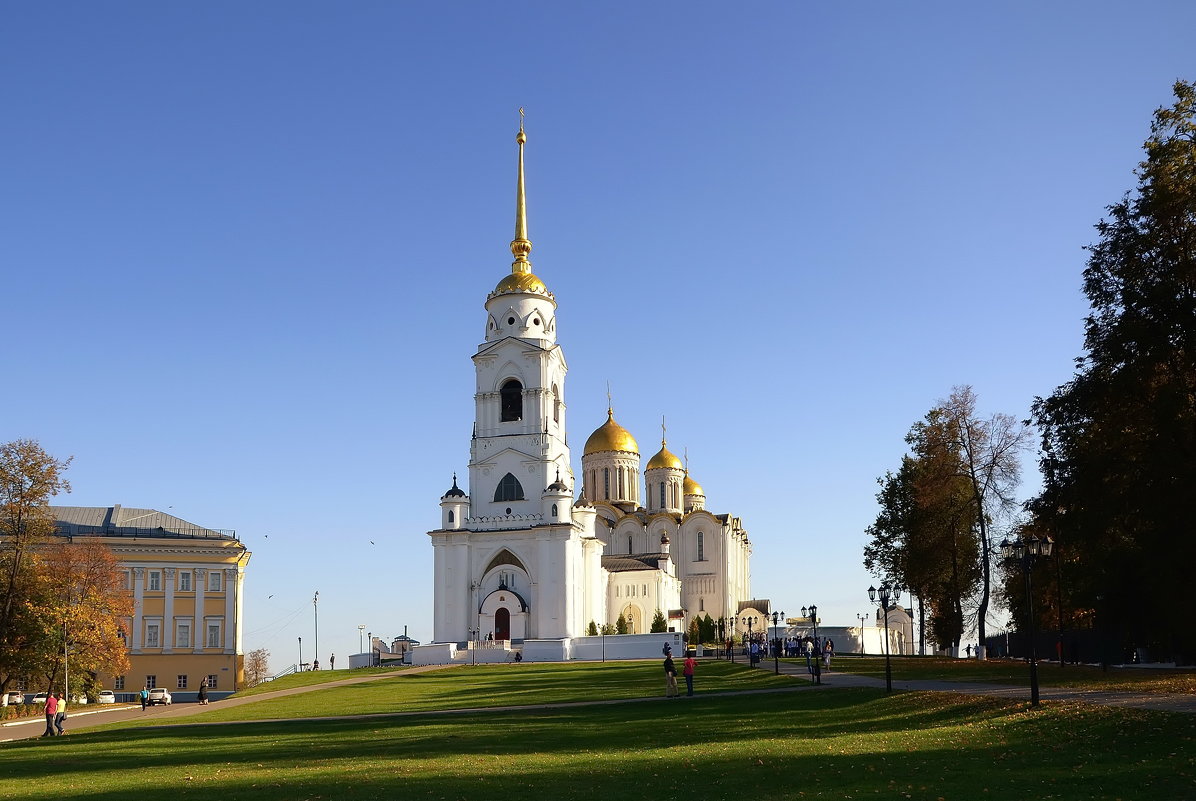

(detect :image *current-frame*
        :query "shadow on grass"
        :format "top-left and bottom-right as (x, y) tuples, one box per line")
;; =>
(5, 688), (1195, 801)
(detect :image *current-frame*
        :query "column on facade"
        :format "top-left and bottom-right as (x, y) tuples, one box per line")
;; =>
(233, 567), (246, 660)
(224, 568), (237, 653)
(131, 567), (145, 652)
(193, 568), (207, 653)
(163, 567), (176, 652)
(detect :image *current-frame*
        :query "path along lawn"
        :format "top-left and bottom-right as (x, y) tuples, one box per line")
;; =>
(823, 655), (1196, 694)
(2, 661), (1193, 800)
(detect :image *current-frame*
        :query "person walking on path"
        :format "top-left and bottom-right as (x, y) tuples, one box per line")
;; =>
(683, 654), (696, 697)
(663, 654), (679, 698)
(330, 653), (335, 670)
(139, 686), (149, 711)
(824, 639), (834, 671)
(54, 693), (66, 735)
(42, 692), (58, 737)
(198, 681), (209, 705)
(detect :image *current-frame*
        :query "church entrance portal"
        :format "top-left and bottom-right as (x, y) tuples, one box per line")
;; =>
(494, 607), (511, 640)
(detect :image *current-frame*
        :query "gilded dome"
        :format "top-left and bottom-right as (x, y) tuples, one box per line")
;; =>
(647, 442), (683, 470)
(683, 474), (705, 497)
(493, 270), (548, 295)
(584, 410), (639, 455)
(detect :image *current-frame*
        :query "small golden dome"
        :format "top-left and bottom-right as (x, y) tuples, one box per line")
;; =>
(683, 474), (705, 497)
(647, 442), (683, 470)
(584, 410), (639, 456)
(494, 270), (548, 295)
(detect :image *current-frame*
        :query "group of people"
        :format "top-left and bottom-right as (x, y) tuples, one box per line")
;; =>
(40, 693), (67, 737)
(661, 642), (696, 698)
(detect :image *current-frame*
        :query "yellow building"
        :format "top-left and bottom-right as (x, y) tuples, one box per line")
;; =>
(52, 505), (251, 699)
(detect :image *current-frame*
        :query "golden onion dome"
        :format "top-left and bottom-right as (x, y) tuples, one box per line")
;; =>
(584, 410), (639, 456)
(683, 474), (705, 497)
(647, 442), (683, 471)
(493, 270), (548, 295)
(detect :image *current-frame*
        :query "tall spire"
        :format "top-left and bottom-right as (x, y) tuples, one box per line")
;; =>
(510, 108), (532, 275)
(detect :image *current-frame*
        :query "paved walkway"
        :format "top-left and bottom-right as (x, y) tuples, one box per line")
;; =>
(748, 656), (1196, 714)
(4, 660), (1192, 743)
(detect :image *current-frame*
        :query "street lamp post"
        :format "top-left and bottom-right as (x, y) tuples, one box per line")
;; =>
(313, 591), (319, 670)
(298, 636), (303, 672)
(801, 605), (820, 684)
(746, 615), (755, 664)
(468, 627), (480, 665)
(358, 624), (365, 664)
(1001, 534), (1054, 706)
(857, 613), (868, 655)
(770, 610), (785, 674)
(868, 585), (900, 693)
(367, 631), (373, 667)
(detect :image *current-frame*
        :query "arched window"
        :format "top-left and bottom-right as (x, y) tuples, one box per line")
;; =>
(697, 531), (704, 561)
(628, 535), (633, 554)
(618, 468), (625, 499)
(699, 597), (705, 612)
(659, 482), (666, 508)
(552, 384), (560, 424)
(493, 473), (525, 502)
(603, 468), (610, 500)
(551, 503), (558, 518)
(448, 510), (455, 524)
(500, 380), (523, 422)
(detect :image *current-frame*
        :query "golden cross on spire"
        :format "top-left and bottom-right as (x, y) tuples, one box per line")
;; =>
(606, 381), (612, 413)
(661, 415), (667, 445)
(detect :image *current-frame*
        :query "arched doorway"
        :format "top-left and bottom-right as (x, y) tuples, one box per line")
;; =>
(494, 607), (511, 641)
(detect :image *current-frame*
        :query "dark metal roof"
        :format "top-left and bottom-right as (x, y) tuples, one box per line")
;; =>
(50, 505), (236, 540)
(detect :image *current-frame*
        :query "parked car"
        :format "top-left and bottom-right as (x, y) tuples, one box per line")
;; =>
(96, 690), (116, 704)
(31, 693), (48, 704)
(147, 688), (172, 705)
(3, 692), (24, 705)
(71, 695), (88, 705)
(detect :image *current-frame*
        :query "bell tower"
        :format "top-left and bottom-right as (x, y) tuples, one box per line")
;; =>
(468, 113), (572, 523)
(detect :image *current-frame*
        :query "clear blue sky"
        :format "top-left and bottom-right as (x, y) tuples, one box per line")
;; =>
(5, 2), (1193, 670)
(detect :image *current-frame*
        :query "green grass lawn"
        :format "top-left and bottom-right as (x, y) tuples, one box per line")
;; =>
(2, 660), (1193, 800)
(229, 666), (406, 698)
(103, 660), (795, 725)
(823, 655), (1196, 693)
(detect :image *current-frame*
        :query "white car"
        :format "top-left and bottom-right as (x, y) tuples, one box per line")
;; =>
(147, 688), (172, 705)
(3, 692), (24, 705)
(31, 693), (48, 704)
(97, 690), (116, 704)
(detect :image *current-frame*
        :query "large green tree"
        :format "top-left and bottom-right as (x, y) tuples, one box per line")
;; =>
(1030, 81), (1196, 663)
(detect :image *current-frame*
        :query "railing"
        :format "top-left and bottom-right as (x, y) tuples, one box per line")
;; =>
(54, 523), (237, 541)
(270, 664), (299, 679)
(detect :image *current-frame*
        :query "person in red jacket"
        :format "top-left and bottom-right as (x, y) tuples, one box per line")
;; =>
(41, 693), (58, 737)
(683, 655), (696, 697)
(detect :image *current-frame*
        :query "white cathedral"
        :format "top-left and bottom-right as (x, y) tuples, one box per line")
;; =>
(426, 121), (753, 659)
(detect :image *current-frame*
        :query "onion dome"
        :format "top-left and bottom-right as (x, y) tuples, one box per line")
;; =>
(683, 474), (705, 497)
(442, 474), (467, 498)
(584, 409), (640, 455)
(546, 469), (569, 493)
(647, 441), (683, 470)
(575, 490), (594, 508)
(494, 270), (548, 295)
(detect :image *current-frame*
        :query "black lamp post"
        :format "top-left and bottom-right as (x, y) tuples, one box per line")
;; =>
(857, 613), (868, 655)
(800, 605), (820, 684)
(770, 610), (785, 674)
(1001, 534), (1054, 706)
(298, 636), (303, 672)
(868, 585), (900, 693)
(367, 631), (373, 667)
(313, 591), (319, 671)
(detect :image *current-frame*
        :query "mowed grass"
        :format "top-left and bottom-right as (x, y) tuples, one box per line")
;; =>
(101, 660), (794, 725)
(826, 655), (1196, 693)
(2, 672), (1193, 801)
(229, 666), (405, 697)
